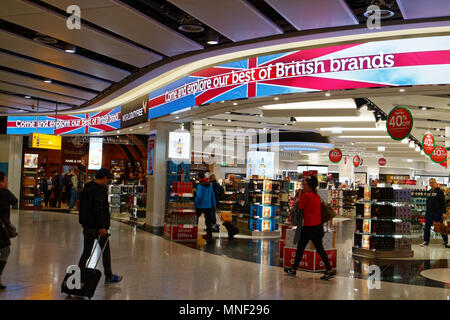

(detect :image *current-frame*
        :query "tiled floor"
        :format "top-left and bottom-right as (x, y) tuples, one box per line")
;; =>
(0, 210), (449, 300)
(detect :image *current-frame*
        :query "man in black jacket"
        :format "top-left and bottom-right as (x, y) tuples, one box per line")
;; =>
(78, 168), (122, 284)
(0, 171), (18, 289)
(422, 178), (448, 247)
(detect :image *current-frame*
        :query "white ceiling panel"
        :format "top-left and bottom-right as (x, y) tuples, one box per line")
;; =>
(397, 0), (450, 19)
(0, 52), (110, 92)
(1, 0), (162, 67)
(0, 70), (95, 100)
(168, 0), (283, 42)
(0, 30), (129, 82)
(0, 81), (85, 105)
(0, 93), (62, 111)
(265, 0), (358, 30)
(43, 0), (203, 56)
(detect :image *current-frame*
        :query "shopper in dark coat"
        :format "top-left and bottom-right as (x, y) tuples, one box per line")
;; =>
(78, 168), (122, 284)
(422, 178), (448, 247)
(209, 174), (224, 232)
(0, 171), (18, 289)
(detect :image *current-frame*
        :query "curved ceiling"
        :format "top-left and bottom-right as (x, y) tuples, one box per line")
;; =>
(0, 0), (449, 115)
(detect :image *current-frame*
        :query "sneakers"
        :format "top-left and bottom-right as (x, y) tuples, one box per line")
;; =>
(105, 274), (123, 284)
(420, 242), (429, 247)
(320, 269), (336, 280)
(283, 267), (296, 276)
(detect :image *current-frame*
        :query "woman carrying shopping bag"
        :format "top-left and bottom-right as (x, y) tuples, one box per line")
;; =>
(284, 175), (336, 280)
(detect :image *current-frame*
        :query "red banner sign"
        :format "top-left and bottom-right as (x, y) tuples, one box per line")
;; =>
(430, 145), (447, 163)
(329, 148), (342, 163)
(353, 155), (361, 167)
(422, 132), (435, 156)
(378, 158), (386, 166)
(386, 106), (413, 140)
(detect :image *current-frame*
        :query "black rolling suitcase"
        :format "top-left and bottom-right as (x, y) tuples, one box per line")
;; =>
(223, 221), (239, 239)
(61, 235), (109, 299)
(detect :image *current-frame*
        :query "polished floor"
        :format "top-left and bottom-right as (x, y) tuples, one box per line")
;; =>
(0, 210), (449, 300)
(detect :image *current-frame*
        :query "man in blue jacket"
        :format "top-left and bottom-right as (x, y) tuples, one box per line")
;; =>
(195, 172), (216, 239)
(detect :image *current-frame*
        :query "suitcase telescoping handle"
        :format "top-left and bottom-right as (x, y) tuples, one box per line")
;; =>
(86, 234), (110, 269)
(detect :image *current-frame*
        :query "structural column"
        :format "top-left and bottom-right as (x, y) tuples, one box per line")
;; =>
(146, 121), (180, 228)
(8, 135), (23, 203)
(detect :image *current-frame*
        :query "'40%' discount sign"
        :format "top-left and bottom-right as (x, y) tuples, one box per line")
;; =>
(386, 106), (413, 140)
(329, 148), (342, 163)
(430, 145), (447, 164)
(422, 132), (435, 156)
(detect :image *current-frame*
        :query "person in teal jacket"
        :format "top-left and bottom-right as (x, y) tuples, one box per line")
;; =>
(195, 172), (216, 239)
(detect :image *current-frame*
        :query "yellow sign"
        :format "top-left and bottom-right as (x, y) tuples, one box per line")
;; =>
(31, 133), (62, 150)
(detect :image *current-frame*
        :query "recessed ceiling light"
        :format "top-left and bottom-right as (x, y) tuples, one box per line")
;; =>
(284, 123), (288, 126)
(421, 107), (427, 110)
(175, 116), (179, 119)
(233, 102), (237, 106)
(436, 128), (440, 131)
(44, 79), (52, 83)
(64, 45), (76, 53)
(227, 119), (232, 122)
(274, 97), (279, 100)
(378, 146), (385, 151)
(117, 130), (120, 133)
(399, 89), (405, 92)
(325, 92), (331, 97)
(129, 129), (133, 131)
(407, 159), (413, 162)
(24, 95), (31, 99)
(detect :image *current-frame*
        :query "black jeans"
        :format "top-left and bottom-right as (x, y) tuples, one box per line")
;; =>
(197, 208), (213, 235)
(78, 229), (112, 278)
(424, 211), (448, 243)
(292, 225), (332, 271)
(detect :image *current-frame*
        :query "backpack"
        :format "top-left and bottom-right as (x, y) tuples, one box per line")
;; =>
(291, 200), (303, 226)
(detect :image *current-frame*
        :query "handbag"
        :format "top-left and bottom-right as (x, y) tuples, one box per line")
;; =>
(321, 201), (336, 224)
(1, 221), (18, 239)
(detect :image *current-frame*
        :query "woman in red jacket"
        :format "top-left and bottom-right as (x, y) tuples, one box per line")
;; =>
(284, 175), (336, 280)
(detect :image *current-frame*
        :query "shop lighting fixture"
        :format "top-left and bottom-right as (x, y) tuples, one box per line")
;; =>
(259, 114), (263, 117)
(399, 89), (405, 92)
(139, 126), (142, 129)
(378, 146), (385, 151)
(407, 159), (413, 162)
(331, 127), (343, 134)
(421, 107), (428, 110)
(273, 97), (279, 100)
(409, 141), (415, 148)
(206, 29), (219, 45)
(24, 95), (31, 99)
(436, 128), (440, 131)
(262, 99), (356, 110)
(175, 116), (180, 119)
(284, 123), (288, 126)
(44, 79), (52, 83)
(415, 146), (420, 152)
(325, 92), (331, 97)
(64, 45), (77, 53)
(233, 102), (237, 106)
(227, 119), (232, 122)
(117, 130), (120, 133)
(129, 129), (133, 131)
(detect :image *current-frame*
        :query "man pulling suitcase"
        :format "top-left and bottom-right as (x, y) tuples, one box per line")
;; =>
(77, 168), (122, 285)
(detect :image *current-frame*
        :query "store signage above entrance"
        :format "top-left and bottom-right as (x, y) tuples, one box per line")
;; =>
(147, 36), (450, 119)
(386, 106), (413, 140)
(30, 133), (62, 150)
(121, 97), (148, 128)
(329, 148), (342, 163)
(430, 145), (447, 163)
(422, 132), (435, 156)
(6, 107), (121, 135)
(378, 158), (386, 166)
(353, 155), (360, 167)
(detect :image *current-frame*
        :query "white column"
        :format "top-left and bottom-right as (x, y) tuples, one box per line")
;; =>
(146, 122), (180, 227)
(8, 136), (23, 202)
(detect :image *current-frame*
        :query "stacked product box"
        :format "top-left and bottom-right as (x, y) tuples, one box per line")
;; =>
(249, 204), (278, 232)
(283, 227), (337, 272)
(395, 206), (412, 219)
(393, 189), (411, 202)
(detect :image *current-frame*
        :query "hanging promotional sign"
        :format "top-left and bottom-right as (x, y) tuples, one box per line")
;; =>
(6, 107), (121, 135)
(168, 131), (191, 162)
(88, 137), (103, 170)
(353, 155), (361, 167)
(386, 106), (413, 140)
(378, 158), (386, 166)
(422, 132), (435, 156)
(329, 148), (342, 163)
(430, 145), (447, 163)
(147, 35), (450, 119)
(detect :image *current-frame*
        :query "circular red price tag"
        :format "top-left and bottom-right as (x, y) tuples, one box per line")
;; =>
(378, 158), (386, 166)
(329, 148), (342, 163)
(353, 155), (360, 167)
(422, 132), (435, 156)
(386, 106), (413, 140)
(430, 145), (447, 163)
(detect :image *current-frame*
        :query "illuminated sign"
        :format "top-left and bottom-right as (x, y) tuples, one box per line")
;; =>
(30, 133), (62, 150)
(148, 36), (450, 119)
(247, 151), (275, 179)
(168, 131), (191, 161)
(7, 107), (121, 135)
(88, 137), (103, 170)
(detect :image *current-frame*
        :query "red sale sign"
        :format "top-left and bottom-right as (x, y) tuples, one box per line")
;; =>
(353, 155), (360, 167)
(386, 106), (413, 140)
(329, 148), (342, 163)
(422, 132), (435, 156)
(378, 158), (386, 166)
(430, 145), (447, 163)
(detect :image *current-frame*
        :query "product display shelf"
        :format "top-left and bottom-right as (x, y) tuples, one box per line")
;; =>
(164, 161), (197, 242)
(22, 168), (42, 210)
(352, 187), (414, 258)
(109, 184), (146, 225)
